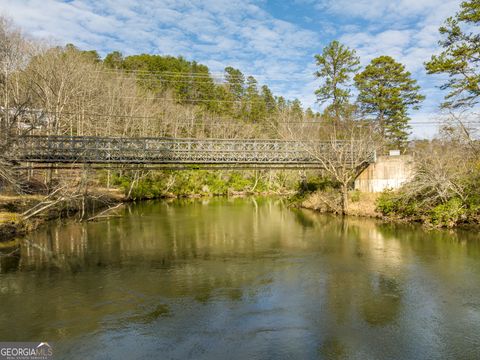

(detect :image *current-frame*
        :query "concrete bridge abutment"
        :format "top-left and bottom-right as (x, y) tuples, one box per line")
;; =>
(354, 154), (413, 193)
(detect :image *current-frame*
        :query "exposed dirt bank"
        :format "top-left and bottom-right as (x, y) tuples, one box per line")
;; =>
(299, 190), (381, 218)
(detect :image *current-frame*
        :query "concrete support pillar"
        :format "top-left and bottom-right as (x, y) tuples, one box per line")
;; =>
(354, 155), (413, 193)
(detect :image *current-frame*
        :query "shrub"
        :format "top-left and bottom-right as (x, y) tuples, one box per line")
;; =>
(106, 170), (288, 199)
(375, 191), (398, 216)
(350, 189), (361, 203)
(376, 190), (422, 219)
(429, 198), (465, 227)
(227, 172), (252, 192)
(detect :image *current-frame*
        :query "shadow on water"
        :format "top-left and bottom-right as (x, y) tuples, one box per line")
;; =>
(0, 246), (20, 273)
(291, 208), (316, 228)
(0, 197), (480, 360)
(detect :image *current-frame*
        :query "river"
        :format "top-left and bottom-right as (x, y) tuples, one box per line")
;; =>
(0, 197), (479, 359)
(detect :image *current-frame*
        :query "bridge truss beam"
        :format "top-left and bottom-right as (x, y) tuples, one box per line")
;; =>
(14, 135), (368, 169)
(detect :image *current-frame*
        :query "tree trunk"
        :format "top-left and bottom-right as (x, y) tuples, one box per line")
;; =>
(340, 183), (348, 215)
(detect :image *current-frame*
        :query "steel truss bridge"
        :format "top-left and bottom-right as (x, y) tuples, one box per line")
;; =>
(13, 135), (373, 170)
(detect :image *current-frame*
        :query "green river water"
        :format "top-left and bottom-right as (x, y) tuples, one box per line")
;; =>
(0, 197), (479, 359)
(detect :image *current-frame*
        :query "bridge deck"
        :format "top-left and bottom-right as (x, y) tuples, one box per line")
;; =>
(14, 135), (366, 168)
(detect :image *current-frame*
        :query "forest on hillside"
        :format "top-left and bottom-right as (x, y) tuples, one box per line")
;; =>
(0, 35), (315, 142)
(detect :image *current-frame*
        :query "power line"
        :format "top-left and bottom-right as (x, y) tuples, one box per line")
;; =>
(87, 76), (245, 85)
(72, 96), (272, 103)
(9, 108), (478, 126)
(51, 92), (286, 103)
(95, 68), (315, 81)
(6, 108), (290, 122)
(88, 72), (299, 86)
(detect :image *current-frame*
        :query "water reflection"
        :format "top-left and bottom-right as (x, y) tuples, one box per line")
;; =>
(0, 197), (479, 360)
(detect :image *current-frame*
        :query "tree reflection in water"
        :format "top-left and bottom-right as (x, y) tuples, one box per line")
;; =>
(0, 197), (479, 359)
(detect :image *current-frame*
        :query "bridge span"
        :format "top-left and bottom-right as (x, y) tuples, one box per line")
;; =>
(13, 135), (372, 170)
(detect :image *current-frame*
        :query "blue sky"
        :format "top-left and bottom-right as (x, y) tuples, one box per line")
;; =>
(1, 0), (464, 137)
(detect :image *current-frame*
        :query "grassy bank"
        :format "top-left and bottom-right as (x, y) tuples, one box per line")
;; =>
(108, 170), (296, 200)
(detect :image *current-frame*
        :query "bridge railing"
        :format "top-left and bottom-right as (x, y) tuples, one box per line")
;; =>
(15, 135), (372, 166)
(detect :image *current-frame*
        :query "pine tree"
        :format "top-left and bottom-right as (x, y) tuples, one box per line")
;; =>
(242, 76), (267, 122)
(104, 51), (123, 69)
(224, 66), (245, 101)
(354, 56), (424, 149)
(305, 107), (315, 120)
(261, 85), (276, 114)
(289, 99), (304, 121)
(314, 40), (360, 119)
(425, 0), (480, 108)
(276, 96), (287, 112)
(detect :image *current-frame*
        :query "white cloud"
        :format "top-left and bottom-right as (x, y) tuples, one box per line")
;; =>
(0, 0), (318, 70)
(315, 0), (457, 22)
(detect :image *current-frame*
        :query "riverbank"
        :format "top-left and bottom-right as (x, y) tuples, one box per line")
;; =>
(0, 189), (125, 243)
(297, 189), (480, 230)
(0, 186), (296, 243)
(0, 186), (379, 245)
(297, 190), (381, 218)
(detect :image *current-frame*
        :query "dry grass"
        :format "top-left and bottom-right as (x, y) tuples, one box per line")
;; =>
(0, 212), (21, 224)
(348, 192), (381, 217)
(0, 238), (19, 249)
(0, 194), (44, 202)
(301, 190), (381, 218)
(89, 187), (125, 201)
(301, 191), (340, 213)
(0, 212), (23, 243)
(0, 194), (44, 214)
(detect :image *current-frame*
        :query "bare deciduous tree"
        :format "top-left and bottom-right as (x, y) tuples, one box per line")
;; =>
(0, 16), (44, 188)
(403, 139), (475, 208)
(279, 118), (380, 214)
